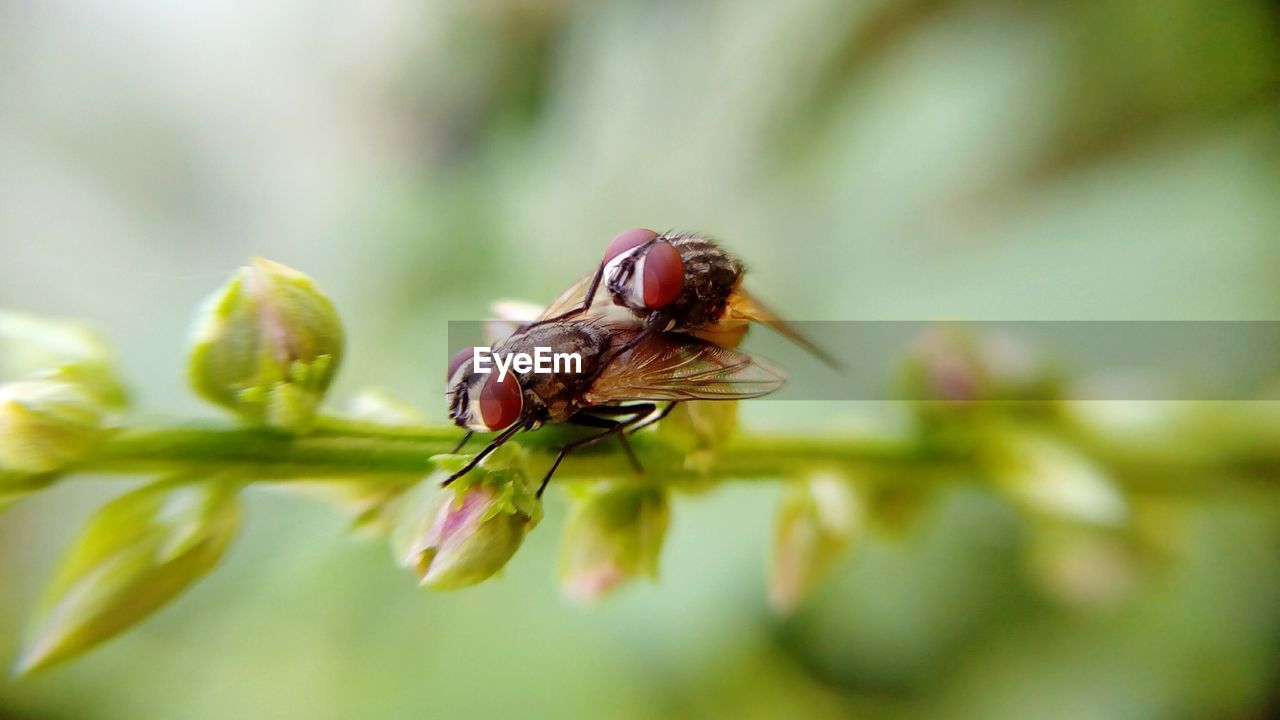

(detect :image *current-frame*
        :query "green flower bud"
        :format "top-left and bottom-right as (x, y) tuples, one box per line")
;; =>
(0, 379), (111, 473)
(899, 325), (1057, 407)
(1024, 521), (1141, 610)
(188, 258), (343, 433)
(657, 401), (738, 451)
(768, 474), (860, 614)
(558, 484), (670, 602)
(392, 447), (541, 590)
(0, 310), (128, 409)
(985, 428), (1128, 526)
(16, 475), (242, 674)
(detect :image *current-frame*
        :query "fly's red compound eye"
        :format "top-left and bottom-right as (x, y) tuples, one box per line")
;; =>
(448, 346), (478, 380)
(604, 228), (659, 263)
(642, 240), (684, 309)
(478, 373), (523, 431)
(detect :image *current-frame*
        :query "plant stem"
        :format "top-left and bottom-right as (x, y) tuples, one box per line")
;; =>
(49, 410), (1280, 493)
(65, 421), (954, 486)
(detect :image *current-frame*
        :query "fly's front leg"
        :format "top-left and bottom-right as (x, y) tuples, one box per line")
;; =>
(525, 262), (607, 328)
(449, 431), (474, 454)
(440, 422), (527, 487)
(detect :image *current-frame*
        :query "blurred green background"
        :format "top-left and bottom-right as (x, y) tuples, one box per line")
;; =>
(3, 0), (1280, 717)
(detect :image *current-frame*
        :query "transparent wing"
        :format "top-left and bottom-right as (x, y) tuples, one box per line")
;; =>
(586, 333), (786, 404)
(537, 273), (595, 321)
(727, 290), (843, 370)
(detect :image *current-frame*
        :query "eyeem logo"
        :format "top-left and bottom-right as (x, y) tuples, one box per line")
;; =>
(472, 347), (583, 381)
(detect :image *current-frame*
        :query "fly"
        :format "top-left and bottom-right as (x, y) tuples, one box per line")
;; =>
(445, 316), (785, 496)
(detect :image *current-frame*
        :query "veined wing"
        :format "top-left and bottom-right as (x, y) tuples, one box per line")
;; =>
(539, 273), (591, 321)
(727, 290), (843, 370)
(585, 332), (786, 404)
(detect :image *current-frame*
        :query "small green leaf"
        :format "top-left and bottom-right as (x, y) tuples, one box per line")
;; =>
(0, 472), (56, 513)
(16, 475), (242, 675)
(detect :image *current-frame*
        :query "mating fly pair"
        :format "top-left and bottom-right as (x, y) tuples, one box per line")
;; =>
(446, 229), (830, 496)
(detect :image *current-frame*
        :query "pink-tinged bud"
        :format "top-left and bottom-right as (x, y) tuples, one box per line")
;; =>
(393, 448), (541, 590)
(558, 484), (669, 602)
(899, 325), (1055, 407)
(768, 474), (860, 614)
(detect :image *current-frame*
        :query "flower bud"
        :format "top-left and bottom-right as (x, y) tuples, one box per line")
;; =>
(899, 325), (1057, 407)
(0, 380), (110, 473)
(768, 474), (860, 614)
(188, 258), (343, 433)
(392, 448), (541, 590)
(17, 475), (241, 674)
(0, 310), (128, 409)
(1, 310), (111, 370)
(558, 484), (670, 602)
(1025, 522), (1141, 610)
(657, 401), (738, 453)
(985, 428), (1127, 526)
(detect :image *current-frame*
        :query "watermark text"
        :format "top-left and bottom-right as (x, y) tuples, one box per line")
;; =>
(473, 347), (582, 381)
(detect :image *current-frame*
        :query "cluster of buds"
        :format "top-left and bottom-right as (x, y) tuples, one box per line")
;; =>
(8, 258), (349, 673)
(188, 257), (343, 433)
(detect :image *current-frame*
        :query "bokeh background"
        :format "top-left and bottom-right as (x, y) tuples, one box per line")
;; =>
(3, 0), (1280, 717)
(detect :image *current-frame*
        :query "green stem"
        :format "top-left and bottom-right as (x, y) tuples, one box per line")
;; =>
(66, 421), (953, 486)
(50, 410), (1280, 493)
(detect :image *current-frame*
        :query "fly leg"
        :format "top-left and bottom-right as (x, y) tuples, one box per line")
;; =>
(524, 237), (662, 330)
(579, 403), (654, 473)
(537, 404), (655, 498)
(525, 262), (607, 328)
(440, 422), (528, 488)
(449, 431), (474, 454)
